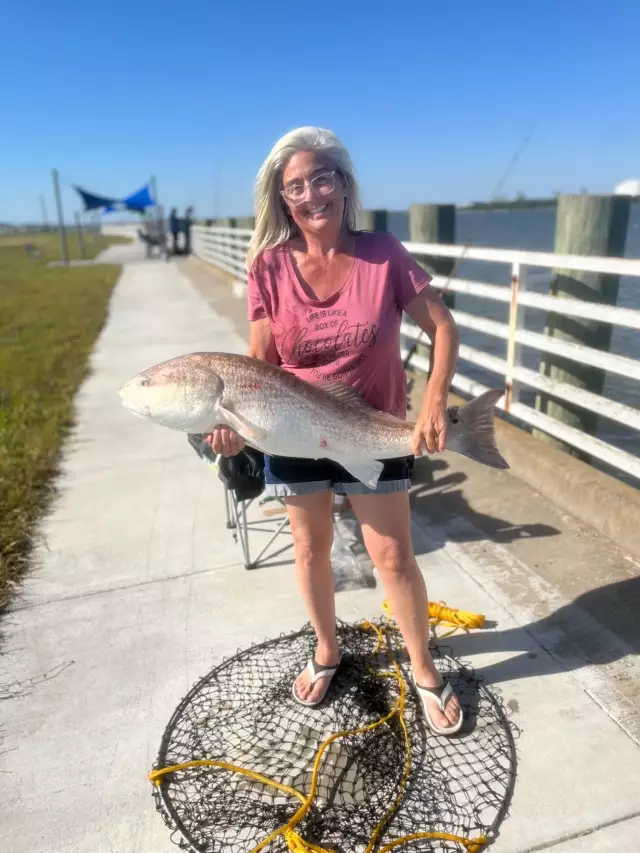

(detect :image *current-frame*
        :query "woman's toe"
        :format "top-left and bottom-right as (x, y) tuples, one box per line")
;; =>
(431, 706), (451, 729)
(295, 673), (310, 700)
(419, 687), (462, 730)
(446, 698), (462, 726)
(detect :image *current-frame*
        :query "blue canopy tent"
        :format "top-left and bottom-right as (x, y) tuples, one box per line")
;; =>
(74, 186), (119, 212)
(73, 181), (156, 214)
(71, 178), (170, 259)
(122, 183), (155, 213)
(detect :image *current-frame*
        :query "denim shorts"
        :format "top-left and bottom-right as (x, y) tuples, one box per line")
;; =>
(264, 454), (413, 497)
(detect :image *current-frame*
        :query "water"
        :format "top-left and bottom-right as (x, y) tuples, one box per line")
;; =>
(389, 204), (640, 469)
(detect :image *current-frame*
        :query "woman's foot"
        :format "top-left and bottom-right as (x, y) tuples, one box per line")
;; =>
(293, 643), (341, 705)
(412, 669), (463, 733)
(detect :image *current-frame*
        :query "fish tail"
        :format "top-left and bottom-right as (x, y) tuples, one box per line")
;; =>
(455, 389), (510, 470)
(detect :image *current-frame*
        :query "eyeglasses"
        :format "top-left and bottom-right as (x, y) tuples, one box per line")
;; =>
(281, 170), (338, 204)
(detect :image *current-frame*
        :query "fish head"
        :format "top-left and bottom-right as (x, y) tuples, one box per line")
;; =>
(119, 354), (225, 432)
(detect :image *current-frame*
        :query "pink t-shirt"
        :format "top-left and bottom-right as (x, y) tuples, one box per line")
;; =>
(247, 231), (432, 418)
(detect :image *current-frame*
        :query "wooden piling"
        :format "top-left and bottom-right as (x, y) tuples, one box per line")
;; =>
(407, 204), (456, 368)
(357, 209), (388, 232)
(409, 204), (456, 309)
(534, 193), (631, 451)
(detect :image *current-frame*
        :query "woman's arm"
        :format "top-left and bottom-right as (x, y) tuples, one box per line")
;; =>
(248, 317), (280, 364)
(404, 287), (460, 456)
(206, 319), (279, 456)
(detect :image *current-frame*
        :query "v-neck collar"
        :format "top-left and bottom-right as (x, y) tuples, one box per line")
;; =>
(284, 237), (359, 306)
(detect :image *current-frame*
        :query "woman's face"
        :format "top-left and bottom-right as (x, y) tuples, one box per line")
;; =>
(281, 150), (346, 238)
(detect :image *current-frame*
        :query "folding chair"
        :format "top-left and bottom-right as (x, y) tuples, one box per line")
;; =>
(187, 435), (294, 570)
(138, 220), (170, 260)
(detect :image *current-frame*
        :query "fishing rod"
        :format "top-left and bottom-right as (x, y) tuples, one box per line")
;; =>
(403, 124), (538, 401)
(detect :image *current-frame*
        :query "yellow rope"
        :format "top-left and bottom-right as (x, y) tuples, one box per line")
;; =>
(282, 828), (337, 852)
(149, 602), (488, 853)
(382, 599), (485, 638)
(148, 759), (306, 803)
(377, 831), (488, 853)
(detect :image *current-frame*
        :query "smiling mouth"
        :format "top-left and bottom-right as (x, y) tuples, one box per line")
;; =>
(306, 203), (329, 217)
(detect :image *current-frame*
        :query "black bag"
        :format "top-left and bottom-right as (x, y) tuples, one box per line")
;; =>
(217, 447), (265, 502)
(187, 434), (265, 502)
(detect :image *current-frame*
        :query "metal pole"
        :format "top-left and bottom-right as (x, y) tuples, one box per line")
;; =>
(51, 169), (69, 265)
(39, 195), (49, 231)
(149, 175), (159, 223)
(74, 212), (85, 259)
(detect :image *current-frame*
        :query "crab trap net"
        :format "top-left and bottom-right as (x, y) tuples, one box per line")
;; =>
(149, 616), (516, 853)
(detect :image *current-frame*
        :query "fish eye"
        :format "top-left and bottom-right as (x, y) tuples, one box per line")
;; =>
(139, 378), (149, 387)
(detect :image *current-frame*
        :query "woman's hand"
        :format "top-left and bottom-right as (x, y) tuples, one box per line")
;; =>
(204, 427), (245, 457)
(411, 393), (448, 456)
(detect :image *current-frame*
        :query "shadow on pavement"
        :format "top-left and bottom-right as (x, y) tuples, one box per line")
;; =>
(409, 457), (561, 553)
(444, 575), (640, 686)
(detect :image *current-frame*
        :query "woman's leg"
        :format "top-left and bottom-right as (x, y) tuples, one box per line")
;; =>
(284, 490), (341, 704)
(348, 490), (461, 730)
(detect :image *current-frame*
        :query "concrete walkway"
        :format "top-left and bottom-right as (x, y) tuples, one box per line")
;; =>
(2, 251), (640, 852)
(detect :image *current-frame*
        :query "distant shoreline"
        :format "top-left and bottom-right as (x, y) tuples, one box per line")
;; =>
(459, 198), (557, 211)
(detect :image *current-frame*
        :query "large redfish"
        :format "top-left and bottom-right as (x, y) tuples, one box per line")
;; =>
(119, 352), (508, 487)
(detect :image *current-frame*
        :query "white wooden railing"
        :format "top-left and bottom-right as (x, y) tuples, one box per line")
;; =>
(191, 224), (640, 482)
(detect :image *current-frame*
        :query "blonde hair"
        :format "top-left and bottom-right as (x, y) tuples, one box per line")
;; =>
(246, 126), (361, 269)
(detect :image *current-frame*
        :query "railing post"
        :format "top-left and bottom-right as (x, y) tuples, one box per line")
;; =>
(504, 262), (527, 411)
(217, 217), (235, 266)
(191, 224), (205, 261)
(234, 217), (254, 272)
(534, 193), (631, 451)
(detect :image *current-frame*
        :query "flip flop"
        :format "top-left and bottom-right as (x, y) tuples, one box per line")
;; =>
(292, 656), (342, 707)
(412, 672), (464, 736)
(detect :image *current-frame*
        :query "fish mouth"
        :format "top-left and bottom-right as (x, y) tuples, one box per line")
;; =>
(127, 407), (151, 420)
(121, 399), (151, 419)
(119, 385), (151, 419)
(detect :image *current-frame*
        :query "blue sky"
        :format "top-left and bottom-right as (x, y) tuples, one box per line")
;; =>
(1, 0), (639, 223)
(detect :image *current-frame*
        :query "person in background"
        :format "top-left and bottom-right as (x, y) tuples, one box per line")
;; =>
(169, 208), (180, 255)
(184, 206), (194, 255)
(206, 127), (462, 736)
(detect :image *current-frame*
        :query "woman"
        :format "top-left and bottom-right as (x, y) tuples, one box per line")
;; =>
(206, 127), (462, 735)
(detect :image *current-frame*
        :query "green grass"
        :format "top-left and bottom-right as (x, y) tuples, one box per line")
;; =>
(0, 231), (126, 609)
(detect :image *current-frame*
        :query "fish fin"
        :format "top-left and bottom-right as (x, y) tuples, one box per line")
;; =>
(452, 389), (510, 470)
(336, 459), (385, 490)
(218, 403), (269, 443)
(318, 383), (404, 424)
